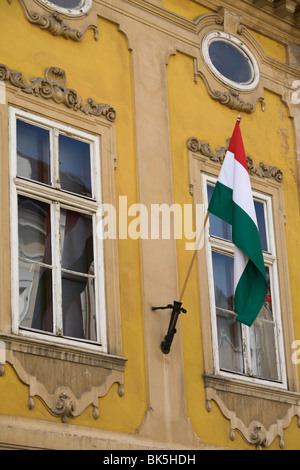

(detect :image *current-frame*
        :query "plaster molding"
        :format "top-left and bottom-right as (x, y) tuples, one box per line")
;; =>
(9, 0), (98, 41)
(0, 64), (116, 122)
(35, 0), (93, 17)
(193, 9), (266, 114)
(193, 0), (300, 40)
(208, 88), (259, 113)
(186, 136), (283, 193)
(204, 374), (300, 449)
(0, 334), (126, 423)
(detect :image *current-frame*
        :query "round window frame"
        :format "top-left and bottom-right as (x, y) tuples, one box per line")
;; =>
(36, 0), (92, 17)
(202, 31), (260, 92)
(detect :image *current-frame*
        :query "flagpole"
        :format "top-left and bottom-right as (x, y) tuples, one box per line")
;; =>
(179, 113), (242, 303)
(156, 114), (246, 353)
(179, 210), (209, 302)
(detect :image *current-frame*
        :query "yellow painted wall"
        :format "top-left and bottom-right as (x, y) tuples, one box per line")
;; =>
(166, 50), (300, 449)
(0, 0), (146, 433)
(250, 29), (286, 62)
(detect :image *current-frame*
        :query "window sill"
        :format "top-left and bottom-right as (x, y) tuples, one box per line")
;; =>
(0, 333), (127, 422)
(2, 332), (127, 371)
(203, 373), (300, 406)
(203, 373), (300, 448)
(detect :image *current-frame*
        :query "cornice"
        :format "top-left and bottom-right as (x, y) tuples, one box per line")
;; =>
(192, 0), (300, 42)
(203, 374), (300, 406)
(95, 0), (300, 80)
(114, 0), (300, 42)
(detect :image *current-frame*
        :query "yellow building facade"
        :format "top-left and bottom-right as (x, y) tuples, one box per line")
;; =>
(0, 0), (300, 451)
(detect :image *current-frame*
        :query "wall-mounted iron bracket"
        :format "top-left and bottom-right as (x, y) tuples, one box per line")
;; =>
(152, 301), (187, 354)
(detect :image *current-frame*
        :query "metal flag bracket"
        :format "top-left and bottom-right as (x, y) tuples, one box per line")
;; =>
(152, 301), (187, 354)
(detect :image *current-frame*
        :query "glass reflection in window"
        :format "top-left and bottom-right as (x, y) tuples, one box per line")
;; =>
(250, 268), (278, 380)
(18, 196), (52, 264)
(207, 184), (268, 251)
(208, 40), (253, 84)
(212, 250), (278, 380)
(18, 196), (53, 333)
(59, 135), (92, 197)
(60, 209), (96, 340)
(17, 120), (50, 185)
(48, 0), (82, 7)
(212, 251), (244, 373)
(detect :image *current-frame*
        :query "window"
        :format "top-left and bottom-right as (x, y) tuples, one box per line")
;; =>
(36, 0), (92, 16)
(10, 107), (106, 349)
(203, 174), (286, 386)
(202, 31), (260, 92)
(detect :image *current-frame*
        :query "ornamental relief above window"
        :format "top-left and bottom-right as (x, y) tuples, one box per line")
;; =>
(195, 8), (266, 114)
(7, 0), (98, 41)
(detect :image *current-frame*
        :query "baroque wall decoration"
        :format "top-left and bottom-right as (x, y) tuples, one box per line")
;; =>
(0, 64), (116, 122)
(8, 0), (98, 41)
(186, 135), (283, 197)
(194, 7), (266, 114)
(0, 337), (126, 423)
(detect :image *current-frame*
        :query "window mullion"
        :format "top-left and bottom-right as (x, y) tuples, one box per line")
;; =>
(53, 128), (60, 189)
(52, 201), (63, 336)
(242, 325), (252, 377)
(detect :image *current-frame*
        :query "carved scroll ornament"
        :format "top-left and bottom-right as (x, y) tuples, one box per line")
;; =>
(8, 0), (98, 42)
(194, 8), (266, 114)
(204, 378), (300, 450)
(0, 64), (116, 122)
(187, 136), (283, 183)
(210, 89), (265, 114)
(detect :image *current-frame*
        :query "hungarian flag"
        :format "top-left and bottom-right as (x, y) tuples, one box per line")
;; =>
(208, 118), (268, 326)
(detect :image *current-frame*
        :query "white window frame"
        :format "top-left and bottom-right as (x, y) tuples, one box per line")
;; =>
(36, 0), (92, 17)
(201, 31), (260, 92)
(202, 173), (287, 389)
(9, 106), (107, 352)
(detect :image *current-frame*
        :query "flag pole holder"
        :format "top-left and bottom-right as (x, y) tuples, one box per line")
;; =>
(153, 212), (209, 354)
(152, 301), (187, 354)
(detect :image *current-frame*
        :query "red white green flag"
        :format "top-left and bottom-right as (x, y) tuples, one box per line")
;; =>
(208, 118), (268, 327)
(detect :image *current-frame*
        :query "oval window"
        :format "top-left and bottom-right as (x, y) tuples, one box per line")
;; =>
(202, 32), (259, 92)
(36, 0), (92, 16)
(49, 0), (82, 7)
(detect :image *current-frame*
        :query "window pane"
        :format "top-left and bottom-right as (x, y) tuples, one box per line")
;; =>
(60, 209), (94, 274)
(250, 267), (278, 380)
(59, 135), (92, 197)
(254, 200), (268, 252)
(19, 260), (53, 333)
(250, 320), (279, 381)
(212, 251), (243, 374)
(217, 310), (244, 374)
(207, 184), (268, 249)
(17, 120), (50, 185)
(18, 196), (52, 265)
(48, 0), (82, 7)
(209, 40), (253, 84)
(207, 184), (232, 241)
(62, 272), (96, 341)
(212, 251), (234, 311)
(258, 267), (273, 321)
